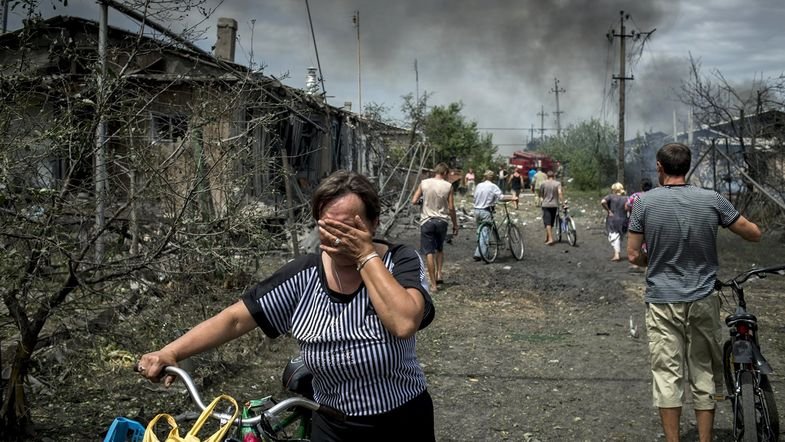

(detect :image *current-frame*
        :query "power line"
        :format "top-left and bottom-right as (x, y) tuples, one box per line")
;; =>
(608, 10), (653, 184)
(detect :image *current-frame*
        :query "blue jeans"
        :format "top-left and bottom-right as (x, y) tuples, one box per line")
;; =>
(473, 208), (494, 258)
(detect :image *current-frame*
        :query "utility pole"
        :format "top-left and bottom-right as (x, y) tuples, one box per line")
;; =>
(529, 124), (535, 146)
(550, 78), (566, 137)
(608, 10), (654, 185)
(352, 10), (362, 115)
(537, 105), (548, 142)
(1, 0), (8, 34)
(609, 10), (634, 185)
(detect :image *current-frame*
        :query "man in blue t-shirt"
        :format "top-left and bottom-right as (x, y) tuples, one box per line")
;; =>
(527, 167), (536, 190)
(627, 143), (761, 442)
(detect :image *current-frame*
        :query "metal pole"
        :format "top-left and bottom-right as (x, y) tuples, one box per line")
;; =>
(726, 138), (732, 201)
(551, 78), (565, 138)
(95, 1), (108, 262)
(1, 0), (9, 34)
(617, 11), (626, 185)
(354, 10), (362, 115)
(712, 139), (717, 192)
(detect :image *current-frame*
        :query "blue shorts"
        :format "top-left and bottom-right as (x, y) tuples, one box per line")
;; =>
(420, 219), (448, 255)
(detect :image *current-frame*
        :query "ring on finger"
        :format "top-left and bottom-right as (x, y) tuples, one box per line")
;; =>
(333, 238), (341, 246)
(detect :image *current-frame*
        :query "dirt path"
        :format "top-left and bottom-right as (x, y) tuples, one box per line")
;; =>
(24, 191), (785, 441)
(420, 191), (785, 441)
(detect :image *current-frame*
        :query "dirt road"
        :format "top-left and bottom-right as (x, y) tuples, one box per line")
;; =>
(27, 191), (785, 441)
(420, 191), (785, 441)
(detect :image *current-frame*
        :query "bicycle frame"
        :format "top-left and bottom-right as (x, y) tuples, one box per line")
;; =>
(717, 265), (785, 442)
(725, 286), (772, 375)
(553, 204), (577, 246)
(153, 366), (344, 441)
(476, 203), (524, 262)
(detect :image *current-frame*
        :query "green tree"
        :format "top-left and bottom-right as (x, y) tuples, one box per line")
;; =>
(422, 102), (496, 170)
(540, 119), (617, 190)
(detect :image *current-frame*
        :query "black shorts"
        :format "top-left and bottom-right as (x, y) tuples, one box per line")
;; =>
(311, 390), (435, 442)
(419, 219), (448, 254)
(542, 207), (557, 227)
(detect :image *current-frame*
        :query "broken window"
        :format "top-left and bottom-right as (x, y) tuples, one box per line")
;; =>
(151, 112), (188, 142)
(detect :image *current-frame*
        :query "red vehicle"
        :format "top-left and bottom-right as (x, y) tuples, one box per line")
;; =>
(509, 151), (555, 187)
(509, 151), (554, 172)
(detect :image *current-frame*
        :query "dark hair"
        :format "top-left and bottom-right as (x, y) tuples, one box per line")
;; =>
(311, 170), (381, 222)
(546, 170), (555, 178)
(657, 143), (691, 176)
(641, 177), (653, 192)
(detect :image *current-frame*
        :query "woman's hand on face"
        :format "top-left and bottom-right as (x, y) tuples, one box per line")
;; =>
(318, 215), (375, 261)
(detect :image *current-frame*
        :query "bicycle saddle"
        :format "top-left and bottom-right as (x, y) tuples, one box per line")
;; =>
(282, 354), (314, 399)
(725, 312), (757, 327)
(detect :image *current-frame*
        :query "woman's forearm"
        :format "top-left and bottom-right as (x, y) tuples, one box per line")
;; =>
(161, 301), (257, 361)
(360, 258), (424, 339)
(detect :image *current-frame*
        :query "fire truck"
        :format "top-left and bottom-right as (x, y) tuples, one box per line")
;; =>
(508, 151), (555, 186)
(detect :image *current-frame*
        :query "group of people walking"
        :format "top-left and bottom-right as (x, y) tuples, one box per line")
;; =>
(463, 164), (563, 247)
(136, 143), (762, 441)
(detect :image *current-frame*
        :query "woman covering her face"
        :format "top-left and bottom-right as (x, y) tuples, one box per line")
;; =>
(138, 170), (436, 441)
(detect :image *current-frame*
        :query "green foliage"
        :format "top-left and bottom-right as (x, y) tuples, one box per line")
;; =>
(422, 102), (496, 171)
(539, 119), (617, 190)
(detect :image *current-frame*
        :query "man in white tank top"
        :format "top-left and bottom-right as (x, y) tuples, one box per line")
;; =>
(411, 163), (458, 292)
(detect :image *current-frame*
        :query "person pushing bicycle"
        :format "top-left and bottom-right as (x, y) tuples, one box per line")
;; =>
(471, 170), (517, 261)
(137, 171), (436, 441)
(539, 170), (563, 246)
(627, 143), (761, 442)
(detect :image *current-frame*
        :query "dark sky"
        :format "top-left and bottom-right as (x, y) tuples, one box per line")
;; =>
(7, 0), (785, 155)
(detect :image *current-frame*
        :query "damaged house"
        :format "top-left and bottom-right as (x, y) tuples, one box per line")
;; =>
(0, 13), (411, 254)
(0, 9), (417, 432)
(625, 110), (785, 209)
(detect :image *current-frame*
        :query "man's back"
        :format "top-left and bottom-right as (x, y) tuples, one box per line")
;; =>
(474, 181), (501, 209)
(540, 180), (561, 208)
(420, 178), (452, 224)
(629, 185), (739, 303)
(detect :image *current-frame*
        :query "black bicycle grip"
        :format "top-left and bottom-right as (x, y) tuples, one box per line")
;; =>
(317, 404), (347, 422)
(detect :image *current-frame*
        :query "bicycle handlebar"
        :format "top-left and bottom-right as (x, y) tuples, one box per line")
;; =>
(715, 264), (785, 289)
(143, 366), (344, 425)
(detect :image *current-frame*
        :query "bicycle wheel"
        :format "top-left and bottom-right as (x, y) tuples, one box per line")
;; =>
(722, 340), (735, 399)
(740, 371), (758, 442)
(478, 223), (499, 263)
(507, 224), (525, 260)
(760, 375), (779, 441)
(566, 217), (577, 246)
(554, 215), (562, 242)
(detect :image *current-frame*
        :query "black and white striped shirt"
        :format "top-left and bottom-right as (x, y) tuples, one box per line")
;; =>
(241, 241), (434, 416)
(628, 184), (740, 303)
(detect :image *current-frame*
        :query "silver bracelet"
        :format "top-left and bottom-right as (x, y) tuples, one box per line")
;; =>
(356, 252), (380, 271)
